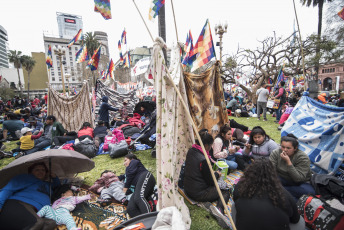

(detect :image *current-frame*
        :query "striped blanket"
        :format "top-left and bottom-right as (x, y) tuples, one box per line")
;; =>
(281, 96), (344, 174)
(95, 80), (138, 120)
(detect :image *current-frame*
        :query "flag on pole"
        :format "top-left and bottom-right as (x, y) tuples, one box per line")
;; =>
(148, 0), (165, 21)
(87, 46), (101, 71)
(187, 19), (216, 71)
(275, 67), (285, 89)
(107, 59), (115, 79)
(338, 7), (344, 20)
(123, 51), (131, 68)
(94, 0), (112, 20)
(182, 30), (194, 65)
(118, 41), (124, 63)
(67, 29), (82, 48)
(75, 45), (88, 63)
(46, 45), (53, 68)
(100, 70), (106, 80)
(121, 29), (127, 45)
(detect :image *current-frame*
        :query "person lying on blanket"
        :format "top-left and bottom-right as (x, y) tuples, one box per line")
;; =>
(89, 170), (128, 206)
(37, 184), (94, 230)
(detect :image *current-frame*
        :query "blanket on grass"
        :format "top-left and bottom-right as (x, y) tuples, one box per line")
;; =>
(48, 82), (94, 131)
(56, 188), (128, 230)
(281, 96), (344, 175)
(184, 62), (228, 136)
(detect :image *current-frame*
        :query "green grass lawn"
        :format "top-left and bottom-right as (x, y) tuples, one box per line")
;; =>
(0, 113), (281, 230)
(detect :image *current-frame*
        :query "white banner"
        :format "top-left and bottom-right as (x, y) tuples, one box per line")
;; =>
(336, 76), (340, 93)
(131, 57), (150, 77)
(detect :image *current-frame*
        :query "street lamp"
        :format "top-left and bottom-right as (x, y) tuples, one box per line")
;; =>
(215, 21), (228, 65)
(65, 73), (71, 96)
(53, 45), (66, 95)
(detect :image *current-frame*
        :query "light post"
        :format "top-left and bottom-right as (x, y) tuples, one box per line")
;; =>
(215, 22), (228, 65)
(53, 45), (66, 95)
(65, 73), (71, 96)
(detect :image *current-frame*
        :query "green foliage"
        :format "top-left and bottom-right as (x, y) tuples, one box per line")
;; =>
(0, 88), (15, 102)
(21, 55), (36, 74)
(7, 50), (22, 69)
(82, 32), (100, 58)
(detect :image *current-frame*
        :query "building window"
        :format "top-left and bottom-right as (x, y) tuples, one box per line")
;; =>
(64, 67), (67, 72)
(59, 78), (62, 81)
(69, 52), (72, 56)
(63, 56), (66, 61)
(322, 69), (324, 73)
(51, 71), (55, 76)
(69, 47), (71, 51)
(70, 62), (73, 66)
(58, 72), (61, 76)
(69, 57), (72, 61)
(72, 77), (76, 81)
(52, 77), (55, 81)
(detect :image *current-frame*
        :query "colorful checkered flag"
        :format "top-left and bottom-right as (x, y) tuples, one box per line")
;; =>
(187, 19), (216, 72)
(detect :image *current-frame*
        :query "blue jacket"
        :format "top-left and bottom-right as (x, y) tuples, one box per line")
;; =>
(0, 174), (60, 210)
(99, 96), (118, 123)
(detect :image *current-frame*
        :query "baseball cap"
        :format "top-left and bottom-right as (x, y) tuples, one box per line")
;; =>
(21, 127), (33, 135)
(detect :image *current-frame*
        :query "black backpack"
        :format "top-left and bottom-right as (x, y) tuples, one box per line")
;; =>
(311, 174), (344, 200)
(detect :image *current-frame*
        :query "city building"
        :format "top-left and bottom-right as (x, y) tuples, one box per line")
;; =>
(56, 12), (83, 39)
(318, 62), (344, 92)
(22, 52), (49, 98)
(43, 35), (83, 91)
(0, 25), (9, 68)
(0, 67), (24, 90)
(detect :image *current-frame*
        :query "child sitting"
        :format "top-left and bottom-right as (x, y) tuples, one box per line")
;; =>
(12, 127), (43, 158)
(89, 170), (127, 206)
(37, 184), (93, 230)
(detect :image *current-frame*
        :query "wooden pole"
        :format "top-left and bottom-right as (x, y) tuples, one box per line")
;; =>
(132, 0), (154, 41)
(292, 0), (307, 91)
(132, 3), (236, 228)
(170, 0), (179, 42)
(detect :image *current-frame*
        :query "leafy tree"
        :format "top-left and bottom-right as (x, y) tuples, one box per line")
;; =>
(0, 87), (15, 102)
(7, 50), (23, 95)
(81, 32), (100, 86)
(21, 55), (36, 99)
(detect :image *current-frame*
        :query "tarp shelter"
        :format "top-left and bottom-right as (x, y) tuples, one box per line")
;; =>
(95, 80), (138, 120)
(281, 96), (344, 174)
(184, 63), (228, 136)
(48, 81), (94, 131)
(149, 38), (195, 228)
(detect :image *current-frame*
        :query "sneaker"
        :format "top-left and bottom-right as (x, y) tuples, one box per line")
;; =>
(209, 205), (231, 229)
(97, 199), (111, 207)
(277, 126), (283, 130)
(274, 120), (279, 123)
(263, 118), (268, 121)
(15, 151), (25, 159)
(200, 202), (212, 212)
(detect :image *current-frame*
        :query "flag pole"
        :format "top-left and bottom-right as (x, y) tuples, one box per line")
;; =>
(170, 0), (179, 41)
(132, 0), (154, 41)
(131, 2), (236, 228)
(292, 0), (306, 91)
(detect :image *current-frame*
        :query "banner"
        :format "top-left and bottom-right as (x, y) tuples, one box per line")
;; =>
(131, 57), (150, 77)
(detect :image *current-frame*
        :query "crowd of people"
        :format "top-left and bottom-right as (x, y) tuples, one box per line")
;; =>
(0, 82), (342, 229)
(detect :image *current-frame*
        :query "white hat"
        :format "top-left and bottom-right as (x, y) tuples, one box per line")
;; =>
(21, 127), (33, 135)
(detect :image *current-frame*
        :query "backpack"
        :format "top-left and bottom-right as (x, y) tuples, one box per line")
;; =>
(311, 174), (344, 200)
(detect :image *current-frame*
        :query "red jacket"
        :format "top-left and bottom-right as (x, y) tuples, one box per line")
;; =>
(78, 127), (94, 138)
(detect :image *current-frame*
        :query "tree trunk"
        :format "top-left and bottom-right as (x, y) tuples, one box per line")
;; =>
(17, 67), (23, 96)
(27, 73), (30, 100)
(310, 1), (323, 98)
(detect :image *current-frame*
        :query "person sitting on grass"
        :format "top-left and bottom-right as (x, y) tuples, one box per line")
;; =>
(89, 170), (127, 206)
(37, 184), (94, 230)
(1, 113), (24, 141)
(212, 125), (240, 170)
(233, 158), (304, 230)
(184, 130), (231, 229)
(237, 126), (279, 170)
(93, 120), (108, 144)
(11, 127), (44, 159)
(77, 122), (94, 141)
(269, 134), (315, 201)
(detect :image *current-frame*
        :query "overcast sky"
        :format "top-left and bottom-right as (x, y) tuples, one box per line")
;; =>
(0, 0), (320, 61)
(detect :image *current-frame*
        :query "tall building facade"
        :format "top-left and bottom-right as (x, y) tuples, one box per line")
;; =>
(0, 25), (9, 68)
(56, 12), (83, 39)
(43, 35), (83, 91)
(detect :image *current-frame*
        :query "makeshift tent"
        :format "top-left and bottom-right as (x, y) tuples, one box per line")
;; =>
(95, 80), (138, 120)
(184, 63), (228, 136)
(48, 81), (94, 131)
(149, 39), (195, 228)
(281, 96), (344, 174)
